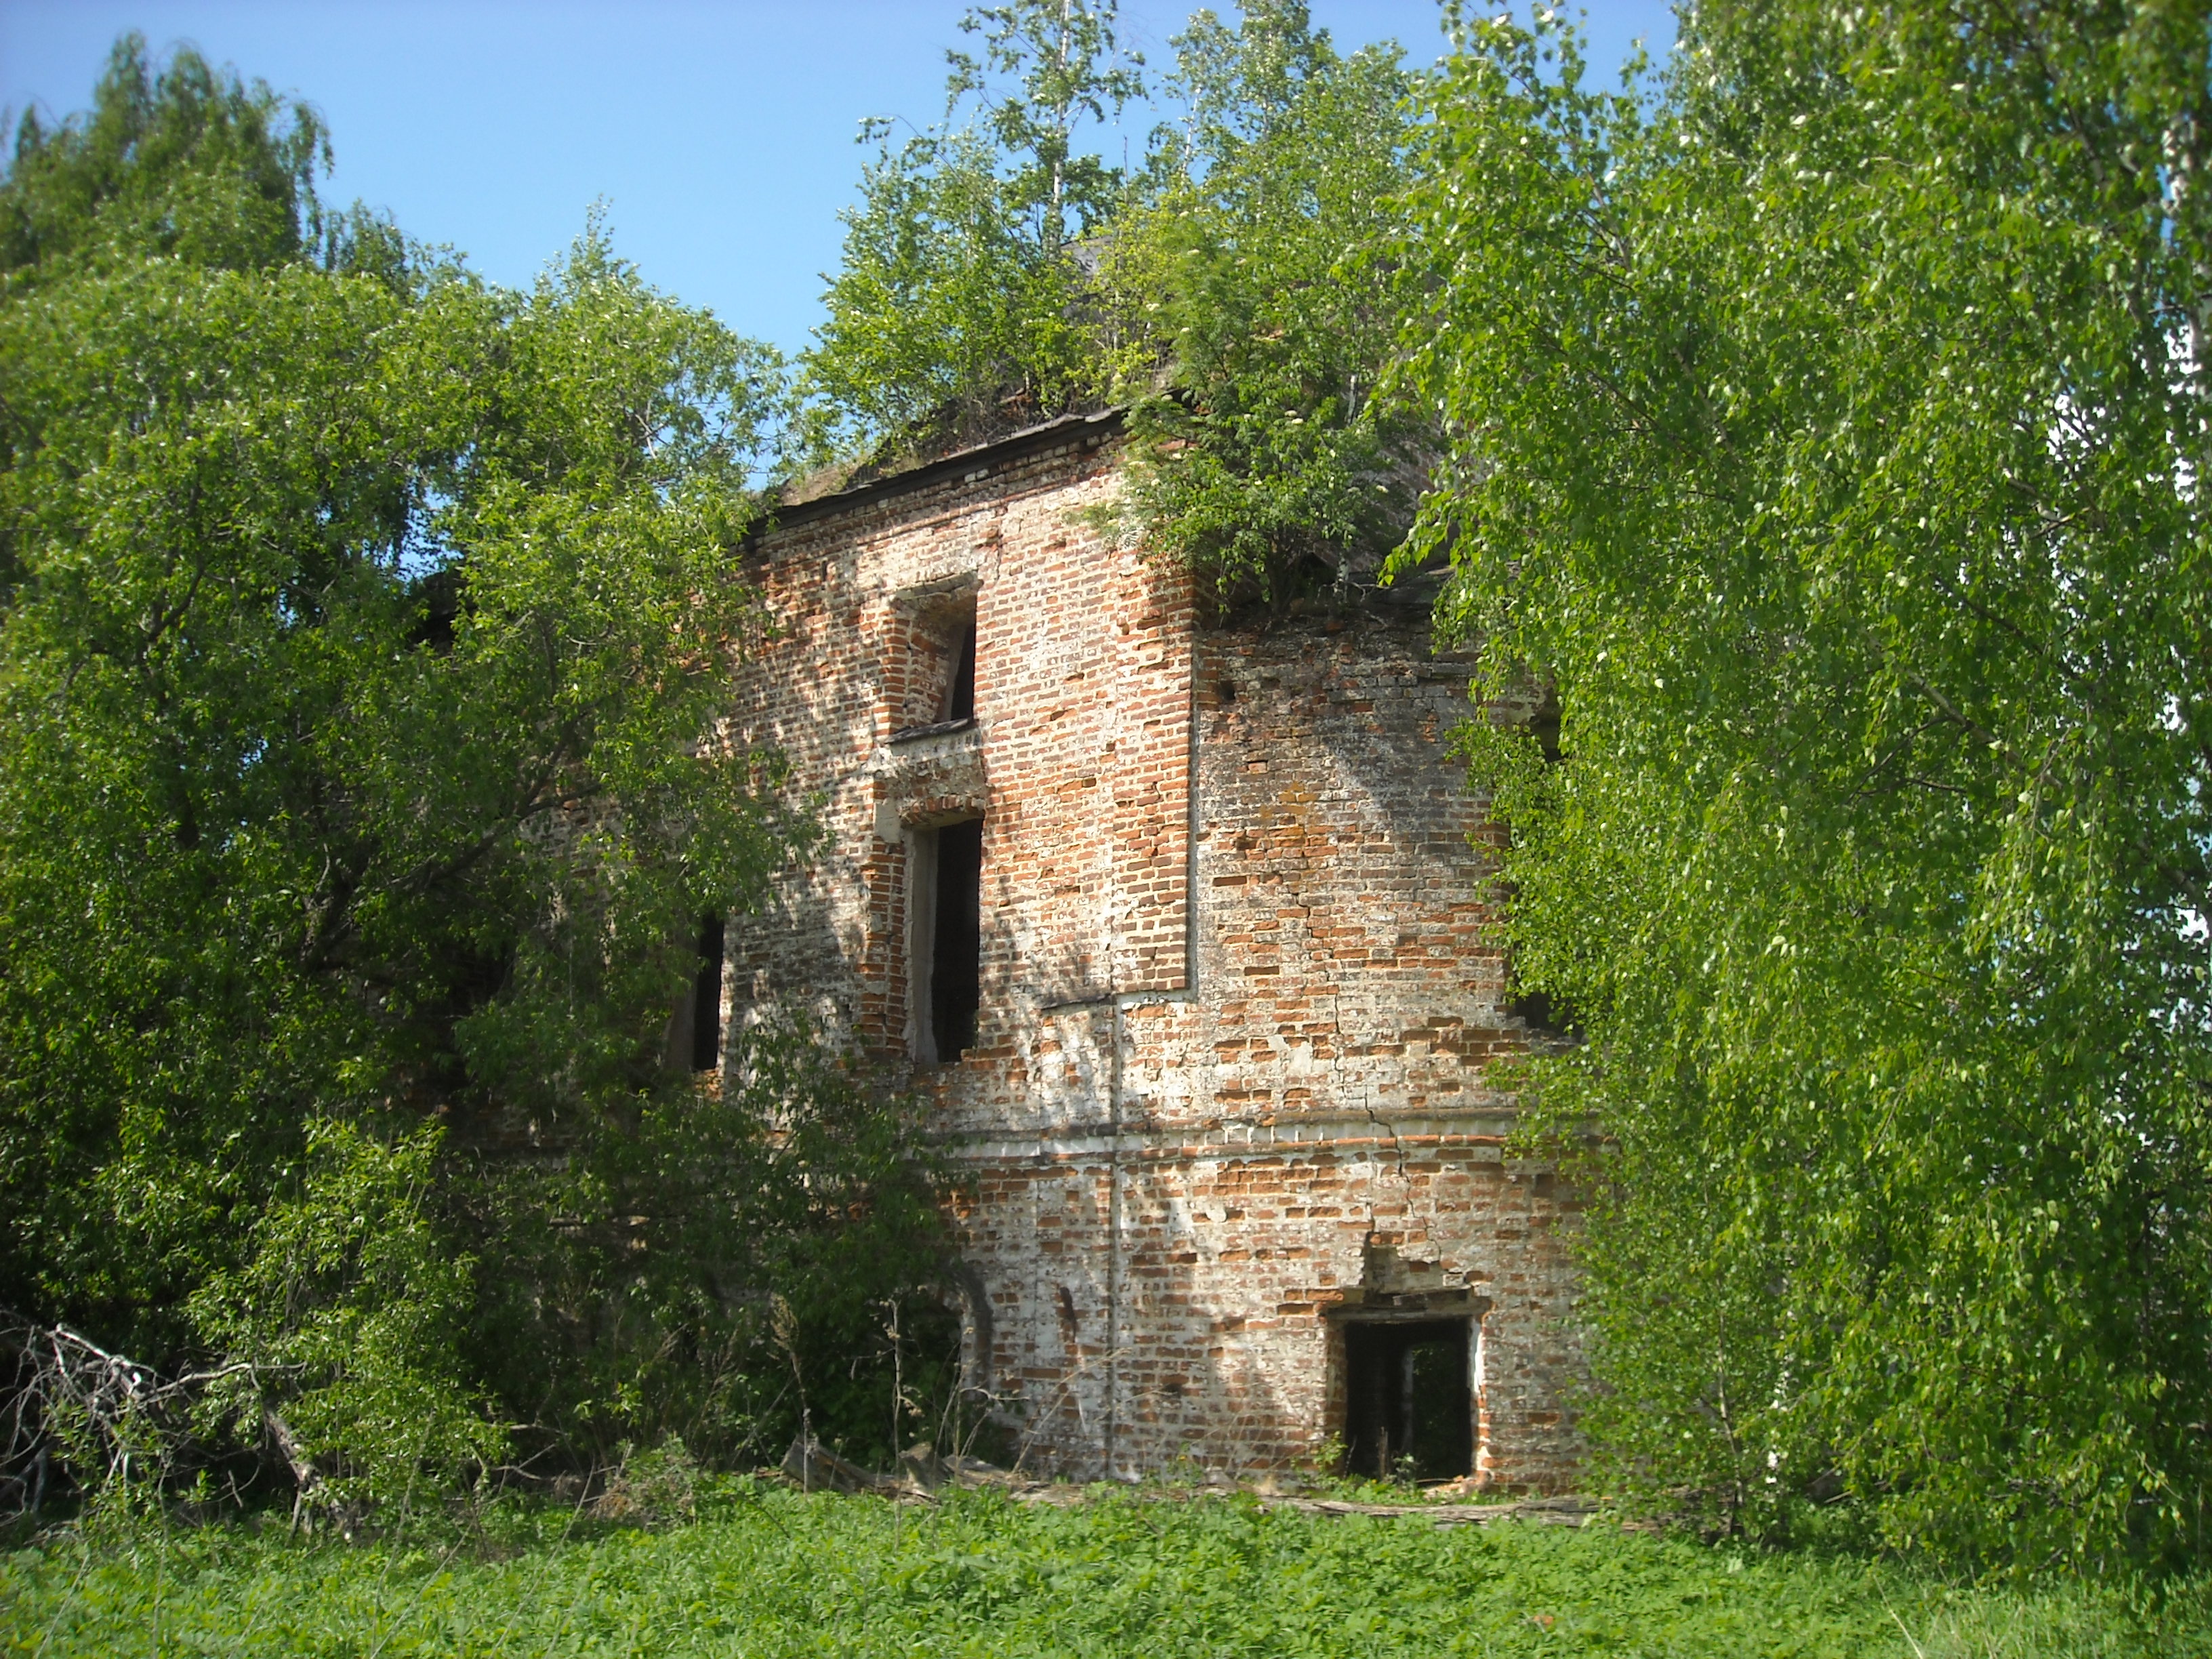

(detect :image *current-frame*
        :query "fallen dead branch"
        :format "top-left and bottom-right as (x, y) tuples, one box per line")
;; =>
(0, 1313), (216, 1513)
(0, 1310), (344, 1527)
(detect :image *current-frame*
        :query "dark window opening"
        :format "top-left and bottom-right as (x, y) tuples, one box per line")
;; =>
(1507, 986), (1580, 1041)
(1342, 1318), (1473, 1481)
(1529, 708), (1562, 764)
(409, 566), (464, 654)
(914, 817), (982, 1064)
(690, 911), (724, 1073)
(943, 615), (977, 722)
(1504, 951), (1580, 1042)
(1521, 687), (1562, 764)
(930, 818), (982, 1061)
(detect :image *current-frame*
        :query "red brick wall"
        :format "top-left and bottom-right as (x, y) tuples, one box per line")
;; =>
(725, 430), (1583, 1488)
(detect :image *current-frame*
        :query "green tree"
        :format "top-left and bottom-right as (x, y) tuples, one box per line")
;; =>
(948, 0), (1147, 257)
(0, 213), (790, 1328)
(1398, 0), (2212, 1569)
(0, 41), (950, 1504)
(806, 2), (1428, 615)
(1100, 1), (1427, 609)
(802, 0), (1143, 459)
(0, 32), (401, 285)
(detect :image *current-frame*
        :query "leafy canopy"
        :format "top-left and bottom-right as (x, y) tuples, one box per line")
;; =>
(0, 31), (399, 284)
(1101, 1), (1429, 608)
(1398, 0), (2212, 1570)
(947, 0), (1148, 255)
(806, 1), (1430, 613)
(803, 0), (1145, 457)
(0, 37), (950, 1505)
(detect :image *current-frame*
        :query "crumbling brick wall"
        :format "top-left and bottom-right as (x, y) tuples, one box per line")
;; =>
(724, 417), (1583, 1488)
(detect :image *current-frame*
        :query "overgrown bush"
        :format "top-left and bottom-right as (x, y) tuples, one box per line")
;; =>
(188, 1120), (502, 1521)
(1397, 0), (2212, 1571)
(0, 37), (954, 1523)
(1097, 3), (1431, 611)
(801, 1), (1142, 462)
(459, 1012), (964, 1478)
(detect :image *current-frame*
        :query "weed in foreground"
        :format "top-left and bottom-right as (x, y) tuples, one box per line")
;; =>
(1, 1487), (2205, 1658)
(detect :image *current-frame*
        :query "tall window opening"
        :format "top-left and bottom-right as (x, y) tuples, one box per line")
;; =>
(888, 593), (979, 740)
(911, 817), (983, 1064)
(690, 911), (724, 1073)
(1340, 1317), (1474, 1481)
(944, 615), (977, 722)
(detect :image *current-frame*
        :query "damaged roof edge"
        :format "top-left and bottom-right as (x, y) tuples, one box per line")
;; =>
(755, 407), (1127, 539)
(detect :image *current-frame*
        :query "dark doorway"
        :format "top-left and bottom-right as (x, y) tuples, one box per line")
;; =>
(690, 911), (725, 1073)
(1341, 1318), (1473, 1481)
(928, 817), (982, 1061)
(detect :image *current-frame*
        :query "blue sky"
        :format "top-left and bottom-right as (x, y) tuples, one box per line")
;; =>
(0, 1), (1677, 360)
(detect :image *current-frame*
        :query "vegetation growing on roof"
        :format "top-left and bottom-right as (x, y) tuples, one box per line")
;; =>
(802, 1), (1430, 611)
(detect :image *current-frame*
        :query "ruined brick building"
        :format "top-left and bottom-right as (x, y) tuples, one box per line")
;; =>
(711, 411), (1582, 1489)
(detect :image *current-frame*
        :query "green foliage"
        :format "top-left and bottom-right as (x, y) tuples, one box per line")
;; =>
(0, 41), (943, 1514)
(1103, 2), (1430, 609)
(461, 1015), (960, 1473)
(0, 218), (788, 1340)
(1397, 0), (2212, 1569)
(806, 2), (1429, 613)
(947, 0), (1147, 255)
(0, 32), (400, 285)
(188, 1120), (502, 1511)
(804, 126), (1105, 455)
(803, 1), (1143, 458)
(6, 1494), (2208, 1657)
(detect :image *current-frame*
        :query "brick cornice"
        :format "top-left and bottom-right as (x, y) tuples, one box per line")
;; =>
(759, 408), (1126, 537)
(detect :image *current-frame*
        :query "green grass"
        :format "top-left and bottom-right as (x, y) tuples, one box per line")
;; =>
(2, 1488), (2205, 1658)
